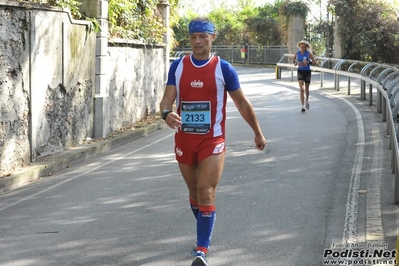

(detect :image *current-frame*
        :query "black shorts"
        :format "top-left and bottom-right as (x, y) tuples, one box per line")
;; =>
(297, 70), (311, 83)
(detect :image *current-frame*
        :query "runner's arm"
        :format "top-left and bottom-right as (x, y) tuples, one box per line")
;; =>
(160, 85), (181, 129)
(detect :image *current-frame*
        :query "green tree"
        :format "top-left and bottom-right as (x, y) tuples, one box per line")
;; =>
(244, 4), (284, 46)
(208, 8), (246, 45)
(171, 4), (286, 47)
(108, 0), (166, 42)
(171, 7), (244, 46)
(171, 14), (196, 46)
(306, 0), (335, 57)
(236, 0), (257, 10)
(331, 0), (399, 63)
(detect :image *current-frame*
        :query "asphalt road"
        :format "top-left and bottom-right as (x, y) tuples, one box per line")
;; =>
(0, 67), (397, 266)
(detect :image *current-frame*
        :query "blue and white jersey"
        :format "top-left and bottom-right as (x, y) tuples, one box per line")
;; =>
(296, 50), (311, 71)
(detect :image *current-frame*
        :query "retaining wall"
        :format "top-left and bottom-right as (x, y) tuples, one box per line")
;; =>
(0, 1), (165, 177)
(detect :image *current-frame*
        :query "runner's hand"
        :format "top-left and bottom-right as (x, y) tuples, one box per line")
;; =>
(254, 134), (266, 150)
(165, 112), (182, 129)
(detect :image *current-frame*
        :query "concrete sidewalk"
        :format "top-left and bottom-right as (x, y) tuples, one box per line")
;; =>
(0, 120), (166, 194)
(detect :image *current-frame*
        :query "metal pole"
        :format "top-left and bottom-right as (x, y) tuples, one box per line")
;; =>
(335, 73), (340, 91)
(369, 83), (373, 105)
(361, 80), (365, 100)
(382, 97), (387, 122)
(347, 77), (351, 95)
(395, 148), (399, 203)
(276, 66), (281, 79)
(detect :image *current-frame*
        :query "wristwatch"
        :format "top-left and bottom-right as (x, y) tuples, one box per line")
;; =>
(161, 110), (172, 120)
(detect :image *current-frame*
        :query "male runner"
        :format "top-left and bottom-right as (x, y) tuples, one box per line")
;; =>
(160, 17), (267, 266)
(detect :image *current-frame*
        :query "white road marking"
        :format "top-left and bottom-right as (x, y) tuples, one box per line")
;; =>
(318, 91), (365, 244)
(0, 133), (175, 213)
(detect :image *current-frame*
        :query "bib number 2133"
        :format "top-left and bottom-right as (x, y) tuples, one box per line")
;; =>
(180, 101), (211, 134)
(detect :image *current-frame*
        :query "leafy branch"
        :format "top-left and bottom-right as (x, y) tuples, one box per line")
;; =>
(20, 0), (173, 43)
(280, 1), (309, 20)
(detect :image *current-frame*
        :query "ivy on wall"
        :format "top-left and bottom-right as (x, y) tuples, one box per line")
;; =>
(23, 0), (82, 18)
(13, 0), (178, 44)
(108, 0), (166, 42)
(331, 0), (399, 63)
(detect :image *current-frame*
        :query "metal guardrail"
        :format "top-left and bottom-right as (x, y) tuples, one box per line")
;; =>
(173, 45), (288, 65)
(276, 54), (399, 204)
(174, 51), (190, 58)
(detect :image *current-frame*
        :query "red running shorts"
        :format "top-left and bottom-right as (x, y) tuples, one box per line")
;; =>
(174, 133), (225, 165)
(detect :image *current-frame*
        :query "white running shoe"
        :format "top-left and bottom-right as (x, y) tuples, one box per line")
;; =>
(191, 251), (208, 266)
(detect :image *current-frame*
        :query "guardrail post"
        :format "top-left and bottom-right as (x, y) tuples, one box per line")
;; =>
(320, 72), (324, 87)
(389, 120), (392, 150)
(347, 77), (351, 95)
(392, 138), (395, 173)
(395, 161), (399, 203)
(394, 153), (399, 204)
(361, 80), (365, 100)
(334, 73), (340, 91)
(276, 65), (281, 79)
(382, 98), (387, 122)
(369, 83), (373, 105)
(377, 90), (382, 113)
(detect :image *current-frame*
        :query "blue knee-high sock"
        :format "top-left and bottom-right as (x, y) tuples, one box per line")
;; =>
(196, 205), (216, 254)
(190, 199), (199, 219)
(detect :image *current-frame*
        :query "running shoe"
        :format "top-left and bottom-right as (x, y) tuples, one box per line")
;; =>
(306, 101), (310, 110)
(191, 246), (197, 256)
(301, 108), (306, 113)
(191, 241), (197, 255)
(191, 251), (208, 266)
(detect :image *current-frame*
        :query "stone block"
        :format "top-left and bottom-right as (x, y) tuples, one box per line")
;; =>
(94, 94), (110, 139)
(95, 55), (107, 75)
(96, 37), (108, 56)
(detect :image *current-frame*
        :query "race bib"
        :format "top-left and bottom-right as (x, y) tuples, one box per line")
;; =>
(180, 101), (211, 134)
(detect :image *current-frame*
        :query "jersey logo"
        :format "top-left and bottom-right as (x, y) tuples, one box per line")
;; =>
(213, 142), (225, 154)
(190, 80), (204, 89)
(175, 147), (183, 156)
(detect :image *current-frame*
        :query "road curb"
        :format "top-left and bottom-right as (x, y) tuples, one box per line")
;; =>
(0, 120), (167, 194)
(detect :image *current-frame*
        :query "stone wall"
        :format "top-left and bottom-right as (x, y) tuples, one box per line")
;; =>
(0, 6), (30, 177)
(287, 15), (305, 54)
(107, 41), (165, 131)
(0, 1), (166, 178)
(30, 9), (96, 159)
